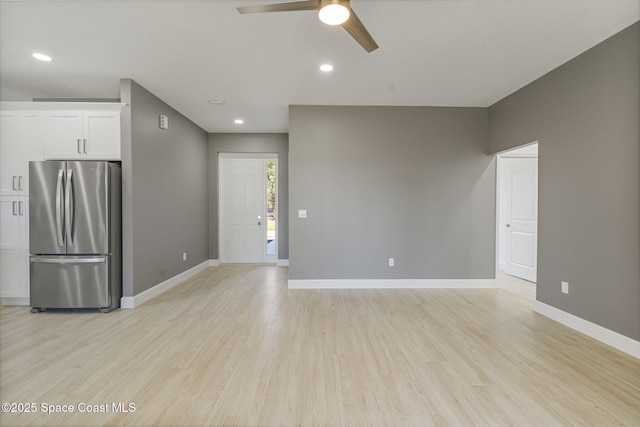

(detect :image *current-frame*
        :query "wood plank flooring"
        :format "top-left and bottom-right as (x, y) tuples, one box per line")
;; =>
(1, 265), (638, 426)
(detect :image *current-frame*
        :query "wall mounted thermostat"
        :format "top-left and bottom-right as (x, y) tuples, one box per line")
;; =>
(159, 114), (169, 130)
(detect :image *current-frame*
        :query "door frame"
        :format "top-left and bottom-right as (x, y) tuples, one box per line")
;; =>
(495, 142), (539, 283)
(218, 153), (278, 264)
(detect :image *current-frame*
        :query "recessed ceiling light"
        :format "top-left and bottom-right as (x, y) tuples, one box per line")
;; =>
(208, 100), (225, 105)
(32, 53), (52, 62)
(234, 119), (244, 124)
(320, 64), (333, 72)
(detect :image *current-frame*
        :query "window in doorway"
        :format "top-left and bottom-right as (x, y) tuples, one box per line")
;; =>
(266, 161), (277, 255)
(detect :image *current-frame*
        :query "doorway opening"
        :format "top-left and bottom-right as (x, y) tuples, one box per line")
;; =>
(496, 142), (538, 287)
(219, 153), (278, 264)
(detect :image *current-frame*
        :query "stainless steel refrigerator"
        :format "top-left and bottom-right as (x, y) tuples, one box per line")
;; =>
(29, 161), (121, 312)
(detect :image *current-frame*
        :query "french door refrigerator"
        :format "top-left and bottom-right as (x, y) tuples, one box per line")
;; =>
(29, 161), (121, 312)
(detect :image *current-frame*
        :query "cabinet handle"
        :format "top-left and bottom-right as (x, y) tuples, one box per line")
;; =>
(77, 139), (82, 154)
(83, 138), (87, 154)
(19, 201), (24, 216)
(18, 176), (24, 191)
(12, 176), (17, 191)
(12, 201), (17, 216)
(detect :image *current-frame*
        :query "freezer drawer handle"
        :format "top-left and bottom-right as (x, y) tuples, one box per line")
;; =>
(56, 169), (65, 246)
(30, 257), (106, 264)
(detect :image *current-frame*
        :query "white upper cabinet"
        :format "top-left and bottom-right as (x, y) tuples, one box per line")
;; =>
(0, 112), (20, 195)
(0, 102), (122, 191)
(84, 111), (122, 159)
(45, 111), (83, 159)
(45, 109), (121, 160)
(0, 111), (44, 196)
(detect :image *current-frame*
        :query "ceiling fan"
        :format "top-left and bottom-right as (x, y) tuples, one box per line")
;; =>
(237, 0), (378, 53)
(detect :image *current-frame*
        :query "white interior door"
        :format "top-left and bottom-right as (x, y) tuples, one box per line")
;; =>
(220, 154), (275, 264)
(502, 157), (538, 282)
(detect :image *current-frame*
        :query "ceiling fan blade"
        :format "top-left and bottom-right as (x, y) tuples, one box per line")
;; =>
(237, 1), (318, 14)
(341, 8), (378, 53)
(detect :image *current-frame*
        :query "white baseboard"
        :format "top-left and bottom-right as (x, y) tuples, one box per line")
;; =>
(209, 259), (220, 267)
(277, 259), (289, 267)
(121, 260), (211, 309)
(1, 297), (30, 306)
(288, 278), (497, 290)
(533, 301), (640, 359)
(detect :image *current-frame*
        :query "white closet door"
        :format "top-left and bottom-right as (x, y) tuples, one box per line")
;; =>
(504, 158), (538, 282)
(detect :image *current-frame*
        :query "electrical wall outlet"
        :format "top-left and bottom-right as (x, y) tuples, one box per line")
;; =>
(388, 258), (395, 267)
(183, 252), (187, 261)
(561, 281), (569, 294)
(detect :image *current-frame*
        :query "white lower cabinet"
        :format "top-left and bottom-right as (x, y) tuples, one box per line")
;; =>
(0, 197), (29, 304)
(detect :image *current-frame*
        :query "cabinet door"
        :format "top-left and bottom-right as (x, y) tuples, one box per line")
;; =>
(19, 112), (45, 194)
(0, 198), (28, 298)
(0, 112), (20, 196)
(84, 111), (121, 160)
(45, 111), (83, 159)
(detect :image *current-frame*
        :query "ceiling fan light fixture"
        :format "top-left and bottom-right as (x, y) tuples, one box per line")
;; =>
(318, 0), (350, 26)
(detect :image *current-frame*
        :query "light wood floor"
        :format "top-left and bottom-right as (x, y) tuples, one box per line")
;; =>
(1, 265), (638, 426)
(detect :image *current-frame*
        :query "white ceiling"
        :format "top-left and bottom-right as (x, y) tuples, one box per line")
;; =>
(1, 0), (638, 133)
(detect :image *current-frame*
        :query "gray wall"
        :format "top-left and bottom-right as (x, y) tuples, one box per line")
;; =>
(488, 23), (639, 340)
(120, 79), (209, 296)
(208, 133), (289, 260)
(289, 105), (495, 280)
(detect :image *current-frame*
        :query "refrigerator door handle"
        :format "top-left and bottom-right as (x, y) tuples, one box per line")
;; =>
(65, 168), (74, 246)
(30, 256), (106, 264)
(56, 169), (65, 246)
